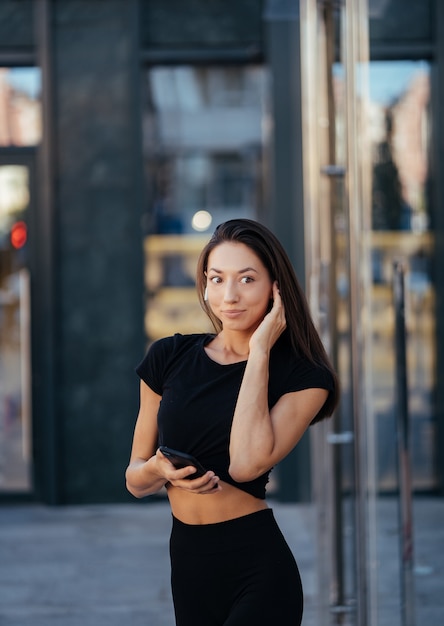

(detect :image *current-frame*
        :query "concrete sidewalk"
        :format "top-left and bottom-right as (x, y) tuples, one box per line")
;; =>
(0, 498), (442, 625)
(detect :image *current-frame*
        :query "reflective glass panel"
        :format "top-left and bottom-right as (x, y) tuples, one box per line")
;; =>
(369, 61), (435, 491)
(0, 165), (32, 491)
(142, 66), (266, 341)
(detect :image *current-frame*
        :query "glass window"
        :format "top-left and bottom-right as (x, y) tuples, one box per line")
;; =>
(0, 67), (42, 147)
(142, 65), (267, 341)
(0, 164), (32, 492)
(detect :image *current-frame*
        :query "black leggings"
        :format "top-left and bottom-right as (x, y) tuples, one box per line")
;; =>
(169, 508), (303, 626)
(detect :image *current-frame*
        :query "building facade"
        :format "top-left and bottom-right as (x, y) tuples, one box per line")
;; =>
(0, 1), (443, 621)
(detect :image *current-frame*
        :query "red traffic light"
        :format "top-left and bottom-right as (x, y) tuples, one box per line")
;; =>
(10, 221), (27, 249)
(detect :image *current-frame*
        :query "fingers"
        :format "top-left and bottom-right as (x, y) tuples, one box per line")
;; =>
(185, 471), (221, 494)
(272, 280), (281, 299)
(171, 470), (221, 494)
(250, 283), (286, 352)
(270, 282), (286, 328)
(155, 449), (220, 494)
(196, 474), (222, 494)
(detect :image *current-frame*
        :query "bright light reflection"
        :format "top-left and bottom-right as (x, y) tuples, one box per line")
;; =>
(192, 210), (212, 232)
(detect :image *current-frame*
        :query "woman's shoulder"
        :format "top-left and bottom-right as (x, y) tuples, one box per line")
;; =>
(136, 333), (212, 390)
(271, 334), (335, 390)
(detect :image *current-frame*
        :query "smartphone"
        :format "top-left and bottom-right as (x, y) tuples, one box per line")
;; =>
(159, 446), (207, 479)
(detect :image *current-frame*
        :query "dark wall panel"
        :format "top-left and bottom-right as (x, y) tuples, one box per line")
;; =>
(140, 0), (263, 50)
(53, 0), (145, 503)
(369, 0), (433, 45)
(0, 0), (34, 50)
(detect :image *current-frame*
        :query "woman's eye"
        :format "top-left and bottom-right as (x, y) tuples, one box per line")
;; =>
(240, 276), (253, 284)
(210, 276), (221, 284)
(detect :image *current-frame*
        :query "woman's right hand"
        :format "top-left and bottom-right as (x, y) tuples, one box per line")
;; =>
(155, 448), (221, 494)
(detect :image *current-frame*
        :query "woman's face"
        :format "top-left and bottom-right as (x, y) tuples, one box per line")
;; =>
(205, 242), (273, 334)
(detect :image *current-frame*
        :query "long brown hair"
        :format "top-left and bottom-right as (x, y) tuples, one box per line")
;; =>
(196, 218), (339, 422)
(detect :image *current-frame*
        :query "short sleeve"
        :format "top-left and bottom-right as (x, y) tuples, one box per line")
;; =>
(281, 358), (334, 396)
(135, 336), (175, 395)
(268, 337), (335, 409)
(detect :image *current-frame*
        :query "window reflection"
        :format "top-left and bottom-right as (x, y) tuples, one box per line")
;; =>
(368, 61), (435, 490)
(371, 62), (429, 233)
(142, 66), (266, 341)
(0, 68), (42, 147)
(0, 165), (32, 492)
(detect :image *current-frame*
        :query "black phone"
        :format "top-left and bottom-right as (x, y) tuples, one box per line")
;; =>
(159, 446), (207, 479)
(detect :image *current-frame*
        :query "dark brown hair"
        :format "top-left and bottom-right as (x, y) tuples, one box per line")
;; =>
(196, 218), (339, 422)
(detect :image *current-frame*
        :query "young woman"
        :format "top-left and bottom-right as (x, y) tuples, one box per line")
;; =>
(126, 219), (339, 626)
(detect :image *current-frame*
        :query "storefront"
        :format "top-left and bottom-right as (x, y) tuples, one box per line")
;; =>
(0, 1), (442, 622)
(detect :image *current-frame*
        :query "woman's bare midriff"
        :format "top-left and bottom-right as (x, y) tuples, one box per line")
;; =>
(166, 481), (268, 525)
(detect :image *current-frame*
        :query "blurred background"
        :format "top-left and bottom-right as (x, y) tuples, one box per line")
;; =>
(0, 0), (443, 624)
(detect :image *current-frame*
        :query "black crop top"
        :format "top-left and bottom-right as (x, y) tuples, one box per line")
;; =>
(136, 332), (334, 499)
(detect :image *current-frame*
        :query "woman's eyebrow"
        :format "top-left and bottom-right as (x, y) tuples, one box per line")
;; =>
(207, 266), (259, 274)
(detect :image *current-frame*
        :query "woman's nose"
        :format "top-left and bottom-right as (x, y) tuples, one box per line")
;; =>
(223, 282), (239, 302)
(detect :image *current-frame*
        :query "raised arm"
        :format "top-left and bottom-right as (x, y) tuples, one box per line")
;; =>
(228, 284), (328, 482)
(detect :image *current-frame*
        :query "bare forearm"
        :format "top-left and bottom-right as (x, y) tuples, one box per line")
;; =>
(125, 455), (167, 498)
(229, 349), (274, 481)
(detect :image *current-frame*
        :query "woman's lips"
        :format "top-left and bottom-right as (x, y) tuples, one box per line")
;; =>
(221, 309), (245, 318)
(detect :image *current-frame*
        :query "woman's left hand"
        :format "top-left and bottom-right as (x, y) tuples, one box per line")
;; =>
(168, 471), (222, 495)
(249, 281), (286, 354)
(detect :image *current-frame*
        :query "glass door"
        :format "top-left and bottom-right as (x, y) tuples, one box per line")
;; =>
(302, 2), (437, 625)
(302, 0), (374, 624)
(0, 157), (33, 494)
(367, 58), (433, 626)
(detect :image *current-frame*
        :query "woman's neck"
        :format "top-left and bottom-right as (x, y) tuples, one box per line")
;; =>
(206, 331), (250, 364)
